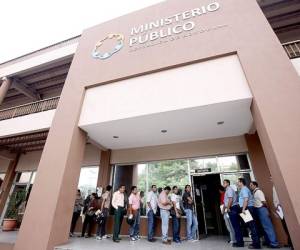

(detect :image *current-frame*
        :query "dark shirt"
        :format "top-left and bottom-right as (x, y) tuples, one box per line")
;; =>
(182, 191), (193, 210)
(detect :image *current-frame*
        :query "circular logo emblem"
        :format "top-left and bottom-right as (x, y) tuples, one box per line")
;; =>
(92, 33), (124, 60)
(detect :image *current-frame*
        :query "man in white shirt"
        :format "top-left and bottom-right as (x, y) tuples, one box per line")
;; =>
(112, 185), (125, 243)
(250, 181), (279, 248)
(146, 185), (158, 242)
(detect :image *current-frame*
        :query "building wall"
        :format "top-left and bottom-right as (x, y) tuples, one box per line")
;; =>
(15, 144), (100, 172)
(246, 134), (288, 245)
(13, 1), (300, 249)
(111, 136), (248, 164)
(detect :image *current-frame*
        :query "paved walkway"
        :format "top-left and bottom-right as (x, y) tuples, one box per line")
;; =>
(0, 232), (291, 250)
(55, 236), (291, 250)
(0, 231), (17, 244)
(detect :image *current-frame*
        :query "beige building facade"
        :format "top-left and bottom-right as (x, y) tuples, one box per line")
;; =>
(0, 0), (300, 249)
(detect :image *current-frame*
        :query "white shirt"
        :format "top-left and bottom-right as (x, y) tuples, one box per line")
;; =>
(171, 193), (180, 210)
(253, 188), (266, 208)
(146, 191), (158, 214)
(111, 191), (125, 209)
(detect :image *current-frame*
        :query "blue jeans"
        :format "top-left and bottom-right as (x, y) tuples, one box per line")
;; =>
(160, 209), (170, 241)
(254, 207), (279, 247)
(147, 209), (156, 240)
(184, 209), (198, 240)
(224, 213), (236, 242)
(129, 209), (140, 237)
(228, 205), (244, 246)
(171, 214), (181, 242)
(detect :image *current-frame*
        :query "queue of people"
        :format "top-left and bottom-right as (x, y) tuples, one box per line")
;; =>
(69, 179), (290, 248)
(222, 178), (282, 249)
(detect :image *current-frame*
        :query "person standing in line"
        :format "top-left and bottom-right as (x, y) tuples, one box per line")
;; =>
(70, 189), (84, 237)
(112, 185), (126, 243)
(147, 185), (158, 242)
(182, 184), (198, 242)
(128, 186), (141, 241)
(171, 186), (182, 243)
(238, 178), (261, 249)
(158, 186), (172, 245)
(219, 185), (236, 244)
(223, 179), (241, 247)
(96, 185), (112, 240)
(81, 193), (98, 238)
(249, 181), (280, 248)
(272, 183), (293, 249)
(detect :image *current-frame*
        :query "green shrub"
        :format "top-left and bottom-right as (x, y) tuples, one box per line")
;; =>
(5, 189), (27, 219)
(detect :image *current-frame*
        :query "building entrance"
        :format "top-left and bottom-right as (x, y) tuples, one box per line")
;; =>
(192, 174), (225, 238)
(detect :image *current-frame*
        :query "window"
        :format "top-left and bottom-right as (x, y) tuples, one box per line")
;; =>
(221, 172), (252, 191)
(237, 155), (250, 170)
(137, 160), (189, 193)
(78, 166), (99, 198)
(15, 172), (32, 183)
(218, 156), (238, 171)
(0, 171), (36, 227)
(190, 157), (218, 172)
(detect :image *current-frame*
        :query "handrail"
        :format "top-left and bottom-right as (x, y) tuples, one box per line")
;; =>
(282, 40), (300, 59)
(0, 96), (59, 121)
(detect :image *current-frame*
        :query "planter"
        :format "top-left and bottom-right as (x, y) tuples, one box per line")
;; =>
(2, 219), (17, 231)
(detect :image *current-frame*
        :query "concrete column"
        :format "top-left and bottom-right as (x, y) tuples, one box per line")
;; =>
(97, 150), (111, 188)
(0, 153), (20, 215)
(132, 164), (138, 186)
(0, 77), (12, 105)
(245, 133), (288, 246)
(236, 2), (300, 249)
(13, 76), (87, 250)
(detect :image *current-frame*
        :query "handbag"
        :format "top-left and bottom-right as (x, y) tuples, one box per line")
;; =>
(95, 212), (105, 224)
(170, 207), (176, 216)
(87, 210), (96, 217)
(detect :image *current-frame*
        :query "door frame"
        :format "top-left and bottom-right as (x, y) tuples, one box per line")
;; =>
(191, 173), (222, 238)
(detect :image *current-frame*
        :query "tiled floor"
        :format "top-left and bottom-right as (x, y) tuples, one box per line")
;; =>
(55, 236), (291, 250)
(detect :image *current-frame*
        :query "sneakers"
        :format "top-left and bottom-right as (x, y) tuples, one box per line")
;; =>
(102, 235), (110, 239)
(162, 240), (171, 245)
(130, 236), (137, 241)
(69, 233), (74, 237)
(96, 236), (102, 240)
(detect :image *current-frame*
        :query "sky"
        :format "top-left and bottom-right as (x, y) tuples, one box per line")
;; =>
(0, 0), (163, 63)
